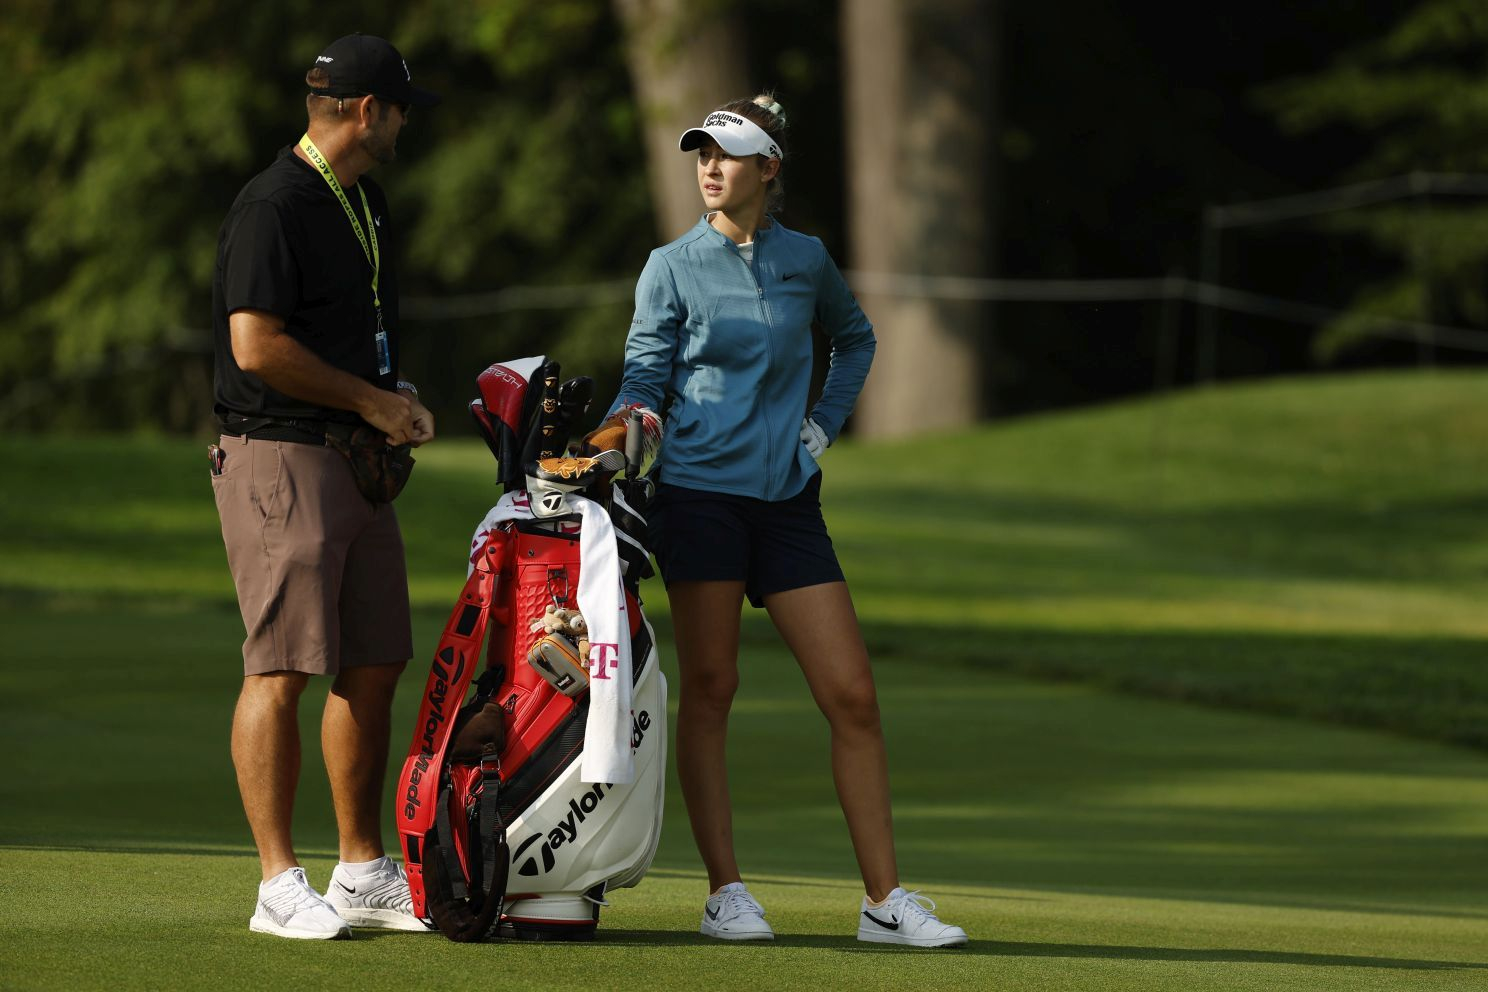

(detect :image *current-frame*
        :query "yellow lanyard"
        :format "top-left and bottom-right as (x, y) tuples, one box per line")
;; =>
(298, 134), (381, 309)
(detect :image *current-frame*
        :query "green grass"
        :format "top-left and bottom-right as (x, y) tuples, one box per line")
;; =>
(3, 368), (1488, 989)
(830, 369), (1488, 749)
(5, 369), (1488, 745)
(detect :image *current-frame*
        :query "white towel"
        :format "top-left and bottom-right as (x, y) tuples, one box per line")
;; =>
(469, 491), (634, 784)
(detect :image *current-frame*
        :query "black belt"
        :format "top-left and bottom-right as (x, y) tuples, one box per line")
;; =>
(219, 413), (334, 446)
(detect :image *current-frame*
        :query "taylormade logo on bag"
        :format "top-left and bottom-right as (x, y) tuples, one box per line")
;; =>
(403, 648), (465, 820)
(513, 782), (610, 876)
(511, 710), (651, 875)
(630, 709), (651, 751)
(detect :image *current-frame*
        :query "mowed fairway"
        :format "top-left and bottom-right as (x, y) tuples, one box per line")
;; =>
(3, 369), (1487, 990)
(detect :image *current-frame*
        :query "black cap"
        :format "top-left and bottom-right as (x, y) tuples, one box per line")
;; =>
(308, 34), (439, 107)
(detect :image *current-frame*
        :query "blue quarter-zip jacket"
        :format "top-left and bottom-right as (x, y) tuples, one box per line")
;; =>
(608, 215), (876, 501)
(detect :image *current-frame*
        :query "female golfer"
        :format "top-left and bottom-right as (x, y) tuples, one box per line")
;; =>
(602, 95), (967, 947)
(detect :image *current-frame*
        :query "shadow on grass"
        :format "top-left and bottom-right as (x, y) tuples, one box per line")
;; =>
(850, 617), (1488, 752)
(3, 843), (255, 858)
(1015, 887), (1488, 923)
(988, 940), (1487, 971)
(350, 928), (986, 955)
(351, 927), (1486, 969)
(831, 483), (1488, 589)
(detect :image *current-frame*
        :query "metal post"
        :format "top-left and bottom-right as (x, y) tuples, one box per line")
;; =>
(1149, 271), (1185, 489)
(1196, 208), (1221, 386)
(1417, 188), (1435, 368)
(1153, 270), (1183, 395)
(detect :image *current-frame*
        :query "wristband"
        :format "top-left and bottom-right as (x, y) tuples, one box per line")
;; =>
(396, 379), (419, 399)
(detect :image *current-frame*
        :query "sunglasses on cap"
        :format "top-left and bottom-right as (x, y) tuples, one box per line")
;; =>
(309, 90), (409, 117)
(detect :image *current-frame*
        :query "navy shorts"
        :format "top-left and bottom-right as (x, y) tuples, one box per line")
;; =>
(647, 471), (846, 608)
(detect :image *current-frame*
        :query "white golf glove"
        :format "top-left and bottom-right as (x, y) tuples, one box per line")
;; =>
(800, 418), (829, 458)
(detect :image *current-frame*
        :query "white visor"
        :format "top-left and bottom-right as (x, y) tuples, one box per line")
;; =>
(679, 110), (782, 160)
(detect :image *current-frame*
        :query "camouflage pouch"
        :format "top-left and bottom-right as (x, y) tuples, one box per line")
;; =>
(324, 422), (415, 503)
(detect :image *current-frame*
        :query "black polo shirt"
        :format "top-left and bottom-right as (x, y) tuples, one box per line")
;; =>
(212, 145), (400, 425)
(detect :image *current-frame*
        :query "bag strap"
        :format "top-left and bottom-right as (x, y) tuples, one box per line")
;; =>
(473, 751), (510, 931)
(425, 765), (509, 942)
(396, 528), (508, 921)
(433, 785), (468, 901)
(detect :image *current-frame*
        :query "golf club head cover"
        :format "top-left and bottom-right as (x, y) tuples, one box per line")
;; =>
(582, 404), (662, 460)
(521, 361), (564, 464)
(532, 451), (625, 484)
(523, 450), (627, 515)
(471, 356), (547, 491)
(556, 377), (594, 451)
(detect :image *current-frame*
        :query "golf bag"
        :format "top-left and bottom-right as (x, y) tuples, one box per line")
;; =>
(396, 356), (666, 942)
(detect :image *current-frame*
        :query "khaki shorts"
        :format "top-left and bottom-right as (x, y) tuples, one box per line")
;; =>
(212, 433), (413, 676)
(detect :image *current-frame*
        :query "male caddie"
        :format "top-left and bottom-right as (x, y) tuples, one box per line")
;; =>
(209, 34), (438, 939)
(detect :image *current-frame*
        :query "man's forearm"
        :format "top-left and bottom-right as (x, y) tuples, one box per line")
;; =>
(238, 330), (382, 419)
(230, 308), (415, 443)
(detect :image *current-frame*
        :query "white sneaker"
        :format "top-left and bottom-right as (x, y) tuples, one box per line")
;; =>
(249, 866), (351, 940)
(325, 856), (432, 931)
(700, 881), (774, 941)
(857, 887), (968, 947)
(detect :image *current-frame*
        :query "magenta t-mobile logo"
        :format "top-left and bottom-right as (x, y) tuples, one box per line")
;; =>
(588, 642), (620, 680)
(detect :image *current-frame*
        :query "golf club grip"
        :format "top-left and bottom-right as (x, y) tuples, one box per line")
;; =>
(624, 409), (643, 478)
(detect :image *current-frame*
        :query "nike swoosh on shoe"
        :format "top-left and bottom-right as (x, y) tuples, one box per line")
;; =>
(862, 911), (899, 930)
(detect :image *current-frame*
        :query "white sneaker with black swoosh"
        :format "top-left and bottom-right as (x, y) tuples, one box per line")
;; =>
(325, 856), (432, 931)
(857, 887), (968, 947)
(700, 881), (774, 940)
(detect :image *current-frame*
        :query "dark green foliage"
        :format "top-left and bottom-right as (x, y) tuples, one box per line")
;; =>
(0, 0), (652, 433)
(10, 0), (1487, 435)
(1261, 0), (1488, 360)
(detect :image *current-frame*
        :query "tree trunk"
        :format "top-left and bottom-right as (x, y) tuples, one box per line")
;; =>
(844, 0), (997, 438)
(614, 0), (751, 243)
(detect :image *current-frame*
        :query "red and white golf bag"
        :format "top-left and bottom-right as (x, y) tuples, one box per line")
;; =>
(395, 356), (666, 942)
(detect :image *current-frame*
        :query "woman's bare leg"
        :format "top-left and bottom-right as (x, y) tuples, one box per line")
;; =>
(764, 581), (898, 902)
(668, 579), (748, 892)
